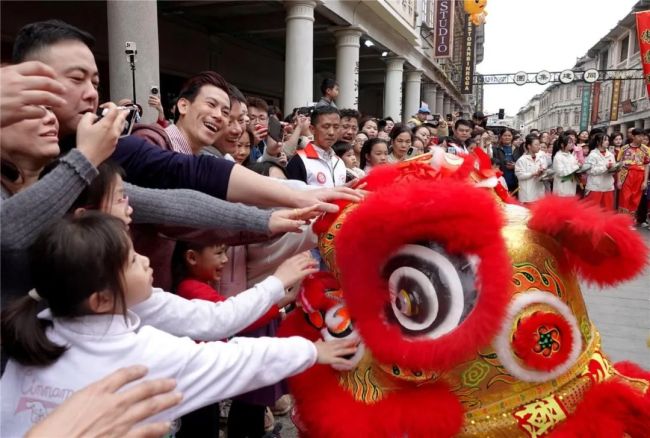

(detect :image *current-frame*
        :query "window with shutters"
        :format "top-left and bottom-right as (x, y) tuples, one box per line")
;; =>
(619, 36), (629, 63)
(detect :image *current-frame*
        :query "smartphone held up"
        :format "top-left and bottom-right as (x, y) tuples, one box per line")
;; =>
(96, 105), (139, 138)
(268, 115), (283, 142)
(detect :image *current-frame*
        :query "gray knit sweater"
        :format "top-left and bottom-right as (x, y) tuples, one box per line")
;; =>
(1, 149), (98, 251)
(1, 149), (272, 303)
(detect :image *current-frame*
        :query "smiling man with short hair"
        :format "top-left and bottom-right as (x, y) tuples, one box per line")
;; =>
(12, 19), (362, 211)
(172, 72), (231, 155)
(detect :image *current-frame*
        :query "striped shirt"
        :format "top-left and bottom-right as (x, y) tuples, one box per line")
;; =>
(164, 124), (194, 155)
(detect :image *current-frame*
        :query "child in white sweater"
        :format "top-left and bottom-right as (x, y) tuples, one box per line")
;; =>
(584, 133), (616, 210)
(514, 134), (547, 204)
(69, 160), (319, 342)
(552, 135), (581, 197)
(0, 213), (356, 437)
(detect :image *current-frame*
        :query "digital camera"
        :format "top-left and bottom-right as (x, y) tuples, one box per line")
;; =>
(96, 105), (139, 138)
(125, 41), (137, 55)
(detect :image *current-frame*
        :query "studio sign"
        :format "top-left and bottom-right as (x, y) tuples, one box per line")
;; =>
(434, 0), (455, 59)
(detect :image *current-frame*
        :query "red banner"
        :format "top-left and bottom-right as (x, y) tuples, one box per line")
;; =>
(636, 10), (650, 100)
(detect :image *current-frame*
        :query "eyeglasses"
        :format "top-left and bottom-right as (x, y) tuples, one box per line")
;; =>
(249, 115), (268, 123)
(82, 194), (128, 213)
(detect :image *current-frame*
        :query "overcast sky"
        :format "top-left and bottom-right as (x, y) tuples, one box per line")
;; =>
(479, 0), (639, 117)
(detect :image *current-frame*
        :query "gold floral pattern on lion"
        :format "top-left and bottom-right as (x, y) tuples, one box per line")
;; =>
(278, 154), (650, 438)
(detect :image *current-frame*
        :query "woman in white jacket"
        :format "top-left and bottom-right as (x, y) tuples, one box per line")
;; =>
(584, 133), (616, 210)
(552, 134), (580, 197)
(0, 214), (356, 438)
(515, 134), (547, 204)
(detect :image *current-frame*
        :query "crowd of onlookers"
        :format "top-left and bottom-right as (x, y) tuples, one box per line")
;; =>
(1, 18), (649, 438)
(423, 118), (650, 227)
(333, 105), (649, 227)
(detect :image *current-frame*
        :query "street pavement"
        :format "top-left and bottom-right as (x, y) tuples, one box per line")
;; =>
(582, 227), (650, 368)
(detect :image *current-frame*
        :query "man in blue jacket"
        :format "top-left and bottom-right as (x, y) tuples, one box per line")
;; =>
(12, 19), (361, 211)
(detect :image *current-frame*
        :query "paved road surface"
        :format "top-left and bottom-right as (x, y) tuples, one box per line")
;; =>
(582, 227), (650, 368)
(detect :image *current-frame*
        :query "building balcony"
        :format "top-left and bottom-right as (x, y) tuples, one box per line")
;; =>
(363, 0), (418, 44)
(385, 0), (416, 26)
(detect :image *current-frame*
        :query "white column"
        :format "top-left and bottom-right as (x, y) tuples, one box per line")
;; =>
(644, 118), (650, 130)
(422, 83), (437, 116)
(383, 57), (405, 120)
(443, 95), (451, 117)
(284, 0), (317, 116)
(435, 86), (445, 114)
(403, 70), (423, 123)
(334, 26), (363, 109)
(107, 0), (160, 123)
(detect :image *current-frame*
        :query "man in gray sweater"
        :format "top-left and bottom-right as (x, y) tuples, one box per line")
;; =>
(4, 20), (362, 294)
(0, 94), (318, 301)
(12, 20), (360, 213)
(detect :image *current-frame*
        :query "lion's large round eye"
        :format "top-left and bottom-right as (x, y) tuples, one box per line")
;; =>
(383, 243), (478, 339)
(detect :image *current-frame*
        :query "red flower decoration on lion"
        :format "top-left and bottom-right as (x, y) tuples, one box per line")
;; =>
(279, 150), (650, 437)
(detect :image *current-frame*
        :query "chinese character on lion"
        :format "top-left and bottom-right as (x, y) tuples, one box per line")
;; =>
(278, 149), (650, 437)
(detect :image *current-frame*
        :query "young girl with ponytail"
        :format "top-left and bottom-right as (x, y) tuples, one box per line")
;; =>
(0, 213), (357, 437)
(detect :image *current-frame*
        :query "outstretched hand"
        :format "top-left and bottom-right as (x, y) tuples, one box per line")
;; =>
(273, 252), (319, 288)
(314, 338), (358, 370)
(294, 186), (365, 213)
(277, 283), (301, 308)
(268, 204), (323, 234)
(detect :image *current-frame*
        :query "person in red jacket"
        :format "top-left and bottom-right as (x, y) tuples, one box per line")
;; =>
(171, 242), (299, 338)
(171, 240), (307, 437)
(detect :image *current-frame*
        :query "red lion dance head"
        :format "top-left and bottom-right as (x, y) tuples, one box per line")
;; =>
(279, 150), (650, 437)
